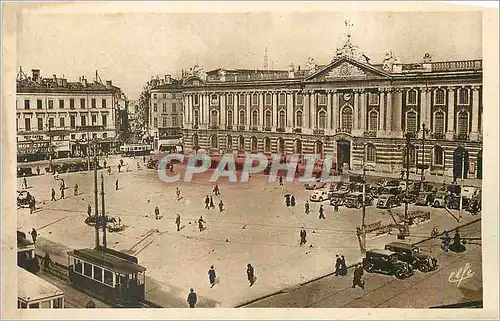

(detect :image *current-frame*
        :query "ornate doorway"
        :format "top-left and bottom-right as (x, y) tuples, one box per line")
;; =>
(337, 139), (351, 170)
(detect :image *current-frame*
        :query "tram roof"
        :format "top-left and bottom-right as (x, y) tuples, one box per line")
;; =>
(69, 248), (146, 274)
(18, 267), (64, 302)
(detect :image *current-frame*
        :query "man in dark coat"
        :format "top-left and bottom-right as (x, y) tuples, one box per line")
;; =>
(43, 253), (52, 271)
(205, 195), (210, 209)
(115, 179), (119, 190)
(304, 200), (310, 214)
(449, 229), (466, 253)
(175, 214), (181, 231)
(279, 176), (283, 186)
(319, 205), (326, 219)
(208, 266), (217, 288)
(198, 216), (206, 232)
(60, 184), (65, 199)
(218, 200), (224, 212)
(441, 230), (451, 252)
(247, 263), (255, 287)
(23, 177), (28, 189)
(299, 227), (307, 246)
(51, 188), (57, 201)
(36, 167), (40, 175)
(209, 196), (215, 209)
(352, 264), (365, 289)
(31, 228), (37, 244)
(187, 288), (197, 308)
(29, 196), (36, 214)
(87, 204), (92, 218)
(334, 255), (342, 276)
(155, 206), (160, 220)
(291, 195), (296, 207)
(213, 185), (220, 196)
(340, 255), (348, 276)
(285, 195), (291, 207)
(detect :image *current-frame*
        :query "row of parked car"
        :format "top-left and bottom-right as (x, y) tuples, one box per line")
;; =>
(307, 176), (482, 212)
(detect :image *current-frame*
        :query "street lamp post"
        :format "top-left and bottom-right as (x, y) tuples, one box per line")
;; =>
(356, 141), (369, 254)
(420, 123), (430, 189)
(401, 132), (412, 240)
(458, 152), (465, 223)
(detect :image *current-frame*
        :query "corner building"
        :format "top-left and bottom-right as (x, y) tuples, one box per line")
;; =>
(181, 38), (483, 179)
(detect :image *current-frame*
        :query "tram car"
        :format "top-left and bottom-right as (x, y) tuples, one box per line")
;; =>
(17, 231), (40, 274)
(67, 246), (146, 307)
(120, 144), (152, 157)
(18, 267), (64, 309)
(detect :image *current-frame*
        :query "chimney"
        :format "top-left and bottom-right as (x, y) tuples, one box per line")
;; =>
(62, 79), (68, 87)
(288, 64), (295, 78)
(53, 74), (57, 81)
(165, 74), (171, 83)
(106, 80), (112, 89)
(32, 69), (40, 82)
(81, 76), (87, 87)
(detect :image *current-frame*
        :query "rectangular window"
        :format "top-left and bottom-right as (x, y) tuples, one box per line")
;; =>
(153, 103), (158, 112)
(172, 115), (178, 127)
(92, 133), (97, 139)
(227, 95), (234, 105)
(172, 103), (177, 113)
(83, 262), (92, 277)
(70, 116), (76, 129)
(278, 93), (286, 106)
(153, 93), (157, 99)
(59, 117), (65, 128)
(103, 133), (107, 139)
(93, 266), (103, 282)
(37, 99), (42, 109)
(163, 93), (167, 99)
(59, 99), (64, 109)
(162, 117), (167, 127)
(434, 89), (445, 105)
(80, 98), (85, 108)
(71, 134), (76, 140)
(153, 117), (158, 128)
(104, 270), (113, 286)
(458, 88), (470, 105)
(317, 94), (327, 106)
(70, 98), (75, 109)
(296, 94), (304, 105)
(24, 100), (30, 109)
(265, 94), (272, 106)
(406, 89), (417, 105)
(162, 103), (167, 113)
(239, 94), (245, 106)
(102, 115), (107, 127)
(81, 115), (87, 127)
(37, 118), (43, 130)
(91, 115), (97, 125)
(194, 95), (199, 105)
(368, 93), (380, 105)
(48, 118), (54, 129)
(211, 95), (219, 105)
(251, 94), (258, 106)
(41, 301), (51, 309)
(102, 99), (107, 108)
(25, 118), (31, 131)
(48, 100), (54, 109)
(29, 303), (40, 309)
(91, 99), (96, 108)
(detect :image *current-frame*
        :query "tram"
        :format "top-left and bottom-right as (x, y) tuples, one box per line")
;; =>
(18, 267), (65, 309)
(17, 231), (40, 274)
(67, 246), (146, 307)
(119, 144), (152, 157)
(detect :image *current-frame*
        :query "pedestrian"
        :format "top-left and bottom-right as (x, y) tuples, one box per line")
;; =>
(176, 187), (181, 200)
(291, 195), (296, 207)
(60, 185), (65, 199)
(154, 206), (160, 220)
(175, 214), (181, 231)
(107, 166), (111, 175)
(42, 253), (52, 271)
(143, 156), (146, 164)
(340, 255), (348, 276)
(187, 288), (197, 308)
(30, 228), (37, 244)
(51, 188), (56, 201)
(29, 196), (36, 214)
(74, 183), (79, 196)
(213, 184), (220, 196)
(87, 204), (92, 218)
(198, 216), (206, 232)
(137, 161), (141, 170)
(334, 255), (342, 276)
(285, 195), (291, 207)
(247, 263), (255, 287)
(449, 229), (466, 253)
(299, 227), (307, 246)
(304, 200), (310, 215)
(352, 264), (365, 289)
(36, 166), (41, 176)
(118, 164), (122, 173)
(334, 202), (339, 212)
(279, 176), (283, 186)
(218, 200), (224, 212)
(319, 204), (326, 219)
(204, 195), (210, 210)
(61, 179), (65, 190)
(104, 160), (107, 168)
(208, 266), (217, 288)
(441, 230), (451, 252)
(120, 159), (124, 166)
(209, 196), (215, 209)
(115, 179), (119, 191)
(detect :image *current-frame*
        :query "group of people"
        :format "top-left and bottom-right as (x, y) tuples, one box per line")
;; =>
(51, 178), (67, 201)
(334, 255), (348, 276)
(284, 194), (297, 207)
(441, 229), (466, 253)
(204, 185), (224, 213)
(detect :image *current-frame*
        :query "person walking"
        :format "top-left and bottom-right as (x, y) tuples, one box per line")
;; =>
(51, 188), (57, 201)
(285, 195), (291, 207)
(209, 196), (215, 209)
(334, 202), (339, 212)
(30, 228), (37, 244)
(441, 230), (451, 252)
(60, 184), (65, 199)
(319, 204), (326, 219)
(42, 253), (53, 271)
(247, 263), (255, 287)
(23, 177), (28, 189)
(103, 160), (107, 169)
(36, 166), (41, 176)
(279, 176), (283, 186)
(118, 164), (122, 173)
(176, 187), (181, 201)
(299, 227), (307, 246)
(108, 166), (112, 175)
(204, 195), (210, 210)
(352, 264), (365, 289)
(334, 255), (342, 276)
(74, 183), (79, 196)
(87, 204), (92, 218)
(291, 195), (296, 207)
(218, 200), (224, 212)
(304, 200), (310, 215)
(208, 266), (217, 288)
(198, 216), (206, 232)
(115, 179), (119, 191)
(213, 184), (220, 196)
(175, 214), (181, 231)
(154, 206), (160, 220)
(340, 255), (348, 276)
(187, 288), (197, 308)
(29, 196), (36, 214)
(143, 156), (146, 164)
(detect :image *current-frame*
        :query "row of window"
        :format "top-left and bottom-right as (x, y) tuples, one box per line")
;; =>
(152, 93), (179, 99)
(73, 258), (115, 287)
(18, 114), (108, 131)
(21, 98), (109, 110)
(405, 109), (470, 136)
(152, 102), (178, 113)
(152, 116), (179, 128)
(18, 297), (63, 309)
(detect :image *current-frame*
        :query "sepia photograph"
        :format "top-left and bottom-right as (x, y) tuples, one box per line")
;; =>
(2, 1), (499, 320)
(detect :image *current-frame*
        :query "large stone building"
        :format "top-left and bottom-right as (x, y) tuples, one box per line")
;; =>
(180, 34), (483, 180)
(16, 68), (124, 161)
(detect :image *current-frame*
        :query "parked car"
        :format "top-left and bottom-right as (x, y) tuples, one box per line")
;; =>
(432, 191), (459, 209)
(344, 192), (373, 208)
(349, 174), (363, 183)
(17, 167), (35, 178)
(376, 194), (401, 209)
(376, 186), (401, 199)
(147, 159), (159, 169)
(330, 191), (349, 206)
(362, 249), (414, 279)
(310, 190), (330, 202)
(461, 186), (479, 199)
(305, 180), (327, 190)
(384, 242), (438, 272)
(17, 191), (33, 208)
(414, 191), (436, 206)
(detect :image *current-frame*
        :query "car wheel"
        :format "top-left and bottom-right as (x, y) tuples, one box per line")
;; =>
(418, 263), (430, 273)
(433, 201), (439, 208)
(395, 269), (407, 279)
(365, 264), (374, 273)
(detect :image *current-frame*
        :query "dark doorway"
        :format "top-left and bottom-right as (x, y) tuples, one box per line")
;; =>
(453, 147), (469, 180)
(476, 150), (482, 179)
(337, 140), (351, 170)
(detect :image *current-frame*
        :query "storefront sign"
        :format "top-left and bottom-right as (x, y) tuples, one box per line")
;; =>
(17, 141), (51, 155)
(53, 140), (71, 151)
(23, 135), (44, 140)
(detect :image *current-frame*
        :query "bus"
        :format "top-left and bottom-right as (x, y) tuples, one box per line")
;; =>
(119, 144), (152, 157)
(18, 267), (64, 309)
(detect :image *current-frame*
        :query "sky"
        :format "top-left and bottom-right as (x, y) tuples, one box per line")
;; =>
(17, 9), (482, 100)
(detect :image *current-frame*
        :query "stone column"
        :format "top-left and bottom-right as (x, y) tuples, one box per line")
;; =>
(420, 89), (426, 132)
(379, 89), (386, 132)
(310, 91), (316, 128)
(446, 87), (455, 140)
(470, 86), (480, 140)
(326, 90), (332, 129)
(233, 96), (237, 127)
(220, 94), (226, 129)
(183, 95), (189, 126)
(286, 92), (293, 128)
(189, 95), (194, 127)
(259, 92), (264, 128)
(304, 91), (310, 129)
(332, 91), (339, 131)
(272, 92), (277, 128)
(353, 91), (359, 131)
(386, 90), (392, 132)
(360, 91), (366, 131)
(204, 94), (209, 127)
(425, 88), (432, 130)
(246, 93), (251, 127)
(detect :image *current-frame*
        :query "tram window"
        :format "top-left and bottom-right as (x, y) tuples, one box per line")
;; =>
(29, 303), (40, 309)
(75, 259), (83, 273)
(53, 298), (63, 308)
(93, 266), (103, 282)
(104, 270), (113, 286)
(137, 271), (145, 285)
(41, 301), (51, 309)
(18, 301), (27, 309)
(83, 262), (92, 277)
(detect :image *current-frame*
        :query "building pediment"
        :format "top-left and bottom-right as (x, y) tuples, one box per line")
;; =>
(182, 76), (205, 87)
(305, 57), (391, 82)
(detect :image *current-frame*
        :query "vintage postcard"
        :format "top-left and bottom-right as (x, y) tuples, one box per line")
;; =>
(1, 1), (499, 320)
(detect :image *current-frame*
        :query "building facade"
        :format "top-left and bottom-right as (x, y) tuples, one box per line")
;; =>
(180, 36), (483, 180)
(16, 69), (123, 161)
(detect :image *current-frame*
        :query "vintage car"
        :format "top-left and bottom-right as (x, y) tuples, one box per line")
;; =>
(376, 194), (401, 209)
(147, 159), (159, 170)
(304, 180), (327, 190)
(17, 191), (33, 208)
(362, 249), (414, 279)
(384, 242), (438, 272)
(414, 192), (436, 206)
(17, 167), (35, 178)
(330, 190), (349, 206)
(432, 191), (459, 209)
(310, 190), (330, 202)
(376, 186), (401, 198)
(344, 192), (373, 208)
(461, 186), (479, 199)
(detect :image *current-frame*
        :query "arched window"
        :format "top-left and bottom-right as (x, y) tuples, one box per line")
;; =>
(457, 111), (469, 136)
(434, 111), (445, 135)
(279, 110), (286, 128)
(369, 110), (378, 131)
(239, 109), (246, 125)
(250, 136), (258, 152)
(227, 110), (233, 126)
(194, 110), (199, 126)
(315, 141), (323, 155)
(265, 110), (272, 128)
(434, 88), (445, 105)
(210, 110), (218, 127)
(252, 110), (258, 126)
(238, 136), (245, 150)
(296, 110), (303, 128)
(226, 135), (232, 150)
(406, 111), (417, 133)
(366, 144), (376, 162)
(263, 137), (271, 152)
(341, 106), (353, 130)
(318, 110), (326, 129)
(277, 138), (285, 153)
(192, 134), (199, 147)
(294, 139), (302, 154)
(210, 135), (219, 149)
(434, 146), (444, 166)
